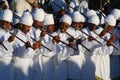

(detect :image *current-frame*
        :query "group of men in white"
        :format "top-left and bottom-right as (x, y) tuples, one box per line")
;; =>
(0, 0), (120, 80)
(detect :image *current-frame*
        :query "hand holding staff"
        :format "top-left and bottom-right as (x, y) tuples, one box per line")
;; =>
(30, 37), (52, 51)
(94, 31), (118, 50)
(65, 31), (91, 52)
(79, 29), (102, 44)
(47, 33), (78, 51)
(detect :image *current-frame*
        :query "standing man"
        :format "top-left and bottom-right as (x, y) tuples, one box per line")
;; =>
(12, 11), (40, 80)
(0, 9), (14, 80)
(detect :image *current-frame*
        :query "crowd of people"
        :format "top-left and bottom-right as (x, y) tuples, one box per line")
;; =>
(0, 0), (120, 80)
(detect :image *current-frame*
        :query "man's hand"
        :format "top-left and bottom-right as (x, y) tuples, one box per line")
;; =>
(99, 29), (107, 38)
(32, 42), (41, 50)
(106, 40), (112, 47)
(88, 36), (94, 42)
(40, 30), (46, 37)
(76, 39), (81, 44)
(69, 42), (75, 48)
(8, 36), (15, 42)
(52, 35), (60, 44)
(25, 41), (31, 49)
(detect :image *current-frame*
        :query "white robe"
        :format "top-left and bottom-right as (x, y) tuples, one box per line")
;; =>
(110, 39), (120, 78)
(66, 27), (85, 79)
(30, 27), (43, 80)
(0, 41), (14, 80)
(93, 28), (112, 80)
(41, 33), (57, 80)
(93, 43), (113, 80)
(53, 30), (74, 80)
(12, 30), (35, 80)
(81, 27), (101, 80)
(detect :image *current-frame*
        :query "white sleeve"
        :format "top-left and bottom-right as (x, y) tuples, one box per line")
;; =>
(93, 43), (113, 55)
(42, 41), (56, 58)
(0, 41), (13, 56)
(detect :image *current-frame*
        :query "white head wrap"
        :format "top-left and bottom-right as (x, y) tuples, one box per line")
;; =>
(19, 11), (33, 26)
(59, 14), (72, 25)
(2, 9), (13, 22)
(88, 15), (100, 26)
(110, 9), (120, 20)
(105, 15), (116, 26)
(85, 10), (97, 18)
(43, 14), (54, 25)
(32, 8), (45, 22)
(72, 11), (85, 22)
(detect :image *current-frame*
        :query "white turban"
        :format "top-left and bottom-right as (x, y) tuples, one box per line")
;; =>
(85, 10), (97, 18)
(19, 11), (33, 26)
(0, 0), (9, 8)
(105, 15), (116, 26)
(88, 15), (100, 26)
(72, 11), (85, 22)
(59, 14), (72, 25)
(32, 8), (45, 22)
(2, 9), (13, 22)
(43, 14), (54, 25)
(110, 9), (120, 20)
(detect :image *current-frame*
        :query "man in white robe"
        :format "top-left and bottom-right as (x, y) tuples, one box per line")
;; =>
(94, 14), (116, 80)
(54, 14), (76, 80)
(0, 9), (14, 80)
(12, 11), (40, 80)
(30, 8), (45, 80)
(109, 9), (120, 79)
(67, 11), (86, 80)
(41, 13), (57, 80)
(81, 15), (100, 80)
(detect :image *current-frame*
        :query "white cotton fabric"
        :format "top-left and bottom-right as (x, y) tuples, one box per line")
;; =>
(85, 10), (97, 18)
(32, 8), (45, 22)
(43, 14), (54, 25)
(72, 11), (85, 22)
(2, 9), (13, 22)
(110, 9), (120, 20)
(105, 15), (116, 26)
(59, 14), (72, 25)
(19, 11), (33, 26)
(88, 15), (100, 26)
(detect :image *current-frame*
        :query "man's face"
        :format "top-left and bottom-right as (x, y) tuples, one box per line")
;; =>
(46, 24), (54, 33)
(0, 1), (7, 10)
(21, 24), (31, 34)
(2, 21), (12, 30)
(106, 25), (114, 32)
(79, 22), (84, 29)
(33, 20), (42, 29)
(59, 22), (69, 32)
(88, 23), (97, 31)
(72, 22), (79, 30)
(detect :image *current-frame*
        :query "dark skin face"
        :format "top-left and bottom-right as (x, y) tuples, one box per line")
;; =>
(79, 22), (84, 29)
(21, 24), (31, 34)
(88, 23), (97, 31)
(105, 25), (115, 32)
(1, 21), (12, 30)
(0, 1), (7, 10)
(46, 24), (54, 34)
(59, 22), (69, 32)
(33, 20), (42, 29)
(72, 22), (80, 30)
